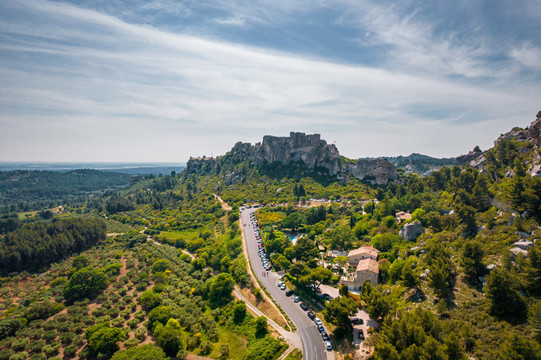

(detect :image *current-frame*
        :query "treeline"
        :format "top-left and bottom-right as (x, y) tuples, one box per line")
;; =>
(0, 218), (106, 273)
(0, 169), (134, 212)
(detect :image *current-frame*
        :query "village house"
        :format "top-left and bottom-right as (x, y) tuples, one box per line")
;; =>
(347, 246), (379, 265)
(341, 246), (380, 290)
(396, 211), (412, 222)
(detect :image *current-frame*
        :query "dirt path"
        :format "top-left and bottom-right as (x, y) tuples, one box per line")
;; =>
(213, 193), (232, 211)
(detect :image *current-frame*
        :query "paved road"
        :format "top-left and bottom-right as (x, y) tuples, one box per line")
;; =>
(241, 208), (330, 360)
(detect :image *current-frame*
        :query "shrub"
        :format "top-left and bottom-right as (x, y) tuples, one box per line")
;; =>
(124, 338), (140, 349)
(11, 338), (29, 351)
(0, 349), (13, 360)
(8, 352), (29, 360)
(43, 344), (60, 357)
(200, 341), (212, 355)
(63, 344), (79, 358)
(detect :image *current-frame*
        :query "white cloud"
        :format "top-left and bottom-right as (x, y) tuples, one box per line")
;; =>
(0, 0), (538, 162)
(510, 43), (541, 70)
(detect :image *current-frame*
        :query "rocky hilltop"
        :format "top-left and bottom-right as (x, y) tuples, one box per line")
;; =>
(187, 132), (397, 185)
(457, 111), (541, 176)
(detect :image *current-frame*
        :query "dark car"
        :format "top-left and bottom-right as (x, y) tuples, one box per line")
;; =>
(322, 332), (329, 341)
(358, 330), (364, 339)
(307, 311), (315, 320)
(318, 325), (325, 333)
(351, 318), (363, 325)
(299, 303), (308, 311)
(285, 289), (294, 296)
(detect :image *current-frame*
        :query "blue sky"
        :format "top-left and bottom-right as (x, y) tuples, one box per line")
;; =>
(1, 0), (540, 161)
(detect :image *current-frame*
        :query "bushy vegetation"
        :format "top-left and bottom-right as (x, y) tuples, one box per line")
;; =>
(0, 218), (106, 273)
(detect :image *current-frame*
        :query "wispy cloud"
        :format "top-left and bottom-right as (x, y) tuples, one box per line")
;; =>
(0, 0), (539, 162)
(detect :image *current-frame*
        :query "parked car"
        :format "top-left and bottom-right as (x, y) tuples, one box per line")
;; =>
(358, 330), (364, 339)
(325, 341), (333, 351)
(280, 284), (286, 290)
(318, 325), (325, 333)
(307, 311), (315, 320)
(277, 281), (284, 287)
(285, 290), (294, 297)
(293, 296), (300, 303)
(351, 318), (363, 325)
(322, 332), (329, 341)
(299, 303), (308, 311)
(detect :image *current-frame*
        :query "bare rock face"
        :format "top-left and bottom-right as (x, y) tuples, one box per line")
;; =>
(187, 132), (397, 184)
(456, 147), (483, 166)
(254, 132), (341, 174)
(343, 158), (398, 185)
(399, 221), (424, 241)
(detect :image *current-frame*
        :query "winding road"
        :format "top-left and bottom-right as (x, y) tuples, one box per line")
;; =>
(240, 207), (331, 360)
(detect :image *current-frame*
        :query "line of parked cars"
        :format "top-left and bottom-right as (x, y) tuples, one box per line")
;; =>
(277, 280), (333, 351)
(250, 213), (271, 271)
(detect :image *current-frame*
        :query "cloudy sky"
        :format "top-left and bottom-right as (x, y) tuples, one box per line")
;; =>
(1, 0), (540, 162)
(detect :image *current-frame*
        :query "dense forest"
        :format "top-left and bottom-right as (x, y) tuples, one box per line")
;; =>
(0, 218), (106, 273)
(0, 169), (134, 212)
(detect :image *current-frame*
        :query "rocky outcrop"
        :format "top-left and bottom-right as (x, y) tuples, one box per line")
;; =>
(187, 132), (398, 184)
(343, 158), (398, 185)
(253, 133), (341, 175)
(399, 221), (424, 241)
(457, 112), (541, 176)
(456, 147), (483, 166)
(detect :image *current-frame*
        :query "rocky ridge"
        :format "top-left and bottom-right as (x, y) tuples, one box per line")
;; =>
(187, 132), (397, 184)
(457, 112), (541, 177)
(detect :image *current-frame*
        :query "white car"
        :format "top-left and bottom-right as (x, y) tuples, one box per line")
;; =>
(280, 284), (286, 290)
(293, 296), (300, 303)
(325, 341), (333, 351)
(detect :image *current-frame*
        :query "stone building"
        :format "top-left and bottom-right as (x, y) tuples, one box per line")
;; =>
(347, 246), (379, 265)
(342, 246), (380, 290)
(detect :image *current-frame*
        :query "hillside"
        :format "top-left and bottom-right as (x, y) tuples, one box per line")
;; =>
(187, 132), (397, 185)
(384, 153), (457, 176)
(457, 111), (541, 178)
(0, 169), (135, 212)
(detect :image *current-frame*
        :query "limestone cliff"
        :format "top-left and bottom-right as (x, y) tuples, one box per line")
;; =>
(187, 132), (397, 184)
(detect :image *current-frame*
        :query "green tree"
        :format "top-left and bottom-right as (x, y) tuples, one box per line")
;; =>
(155, 319), (184, 357)
(428, 265), (449, 299)
(460, 241), (484, 283)
(148, 306), (172, 332)
(302, 267), (332, 291)
(294, 236), (318, 262)
(400, 262), (419, 289)
(86, 324), (126, 356)
(324, 296), (358, 332)
(289, 262), (310, 278)
(72, 255), (89, 270)
(152, 259), (170, 274)
(64, 266), (109, 302)
(499, 333), (541, 360)
(270, 253), (291, 271)
(528, 301), (541, 343)
(254, 316), (268, 338)
(485, 267), (527, 321)
(110, 344), (168, 360)
(139, 290), (161, 310)
(208, 273), (235, 306)
(232, 301), (247, 324)
(328, 225), (355, 250)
